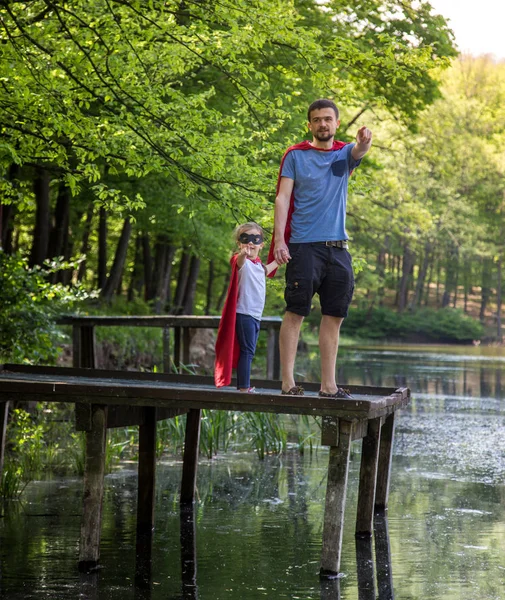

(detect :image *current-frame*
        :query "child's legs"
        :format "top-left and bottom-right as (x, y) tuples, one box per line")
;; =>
(235, 313), (260, 389)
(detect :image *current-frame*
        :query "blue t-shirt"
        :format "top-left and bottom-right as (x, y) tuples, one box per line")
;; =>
(281, 143), (360, 243)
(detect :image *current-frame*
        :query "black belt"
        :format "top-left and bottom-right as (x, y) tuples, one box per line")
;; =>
(319, 240), (348, 249)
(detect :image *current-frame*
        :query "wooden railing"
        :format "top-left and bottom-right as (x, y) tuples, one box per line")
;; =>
(57, 315), (282, 380)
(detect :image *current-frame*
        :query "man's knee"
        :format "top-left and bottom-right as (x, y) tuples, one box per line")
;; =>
(283, 311), (305, 328)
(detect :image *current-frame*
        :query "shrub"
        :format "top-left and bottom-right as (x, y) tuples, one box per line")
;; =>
(0, 252), (90, 363)
(344, 306), (483, 343)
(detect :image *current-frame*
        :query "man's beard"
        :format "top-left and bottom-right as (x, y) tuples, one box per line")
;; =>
(314, 130), (333, 141)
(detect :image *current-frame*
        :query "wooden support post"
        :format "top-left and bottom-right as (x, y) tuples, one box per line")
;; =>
(73, 324), (96, 368)
(162, 326), (171, 373)
(320, 421), (352, 578)
(183, 328), (191, 366)
(355, 538), (376, 600)
(375, 412), (396, 512)
(137, 407), (157, 537)
(266, 327), (280, 380)
(356, 417), (382, 537)
(174, 327), (181, 373)
(79, 404), (107, 571)
(180, 409), (201, 505)
(374, 513), (394, 599)
(73, 324), (96, 431)
(0, 401), (9, 482)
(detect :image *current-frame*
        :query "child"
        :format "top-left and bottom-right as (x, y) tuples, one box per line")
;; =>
(214, 223), (278, 392)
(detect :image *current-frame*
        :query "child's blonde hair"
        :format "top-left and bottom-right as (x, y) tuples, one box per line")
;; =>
(233, 222), (264, 243)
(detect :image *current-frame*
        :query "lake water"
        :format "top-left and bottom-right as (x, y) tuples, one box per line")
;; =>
(1, 344), (505, 599)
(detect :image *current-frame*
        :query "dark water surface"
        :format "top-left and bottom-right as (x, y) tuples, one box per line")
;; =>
(2, 344), (505, 599)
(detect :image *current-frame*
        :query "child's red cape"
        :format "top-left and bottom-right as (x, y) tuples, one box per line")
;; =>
(214, 254), (262, 388)
(266, 140), (347, 277)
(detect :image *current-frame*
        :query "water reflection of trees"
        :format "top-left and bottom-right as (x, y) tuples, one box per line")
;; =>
(333, 347), (505, 400)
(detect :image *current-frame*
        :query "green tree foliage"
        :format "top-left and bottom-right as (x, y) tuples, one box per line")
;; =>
(0, 252), (89, 362)
(0, 0), (463, 346)
(0, 0), (455, 211)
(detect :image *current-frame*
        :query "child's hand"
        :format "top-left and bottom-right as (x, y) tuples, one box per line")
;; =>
(240, 245), (252, 257)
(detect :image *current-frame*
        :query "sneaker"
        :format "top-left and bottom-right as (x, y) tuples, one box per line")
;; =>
(319, 388), (353, 400)
(281, 385), (305, 396)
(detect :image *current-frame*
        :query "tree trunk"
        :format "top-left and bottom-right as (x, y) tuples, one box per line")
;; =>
(398, 245), (415, 313)
(48, 181), (70, 260)
(215, 275), (229, 312)
(1, 165), (19, 253)
(479, 257), (492, 323)
(142, 234), (154, 301)
(77, 204), (95, 283)
(29, 167), (51, 267)
(452, 261), (459, 308)
(172, 251), (191, 314)
(497, 256), (502, 342)
(206, 260), (215, 314)
(97, 207), (108, 289)
(435, 260), (441, 306)
(100, 218), (132, 302)
(442, 246), (458, 308)
(156, 244), (175, 314)
(128, 233), (144, 301)
(182, 256), (201, 315)
(0, 203), (14, 253)
(412, 242), (432, 309)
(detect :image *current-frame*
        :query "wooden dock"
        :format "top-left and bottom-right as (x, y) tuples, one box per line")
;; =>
(0, 363), (409, 579)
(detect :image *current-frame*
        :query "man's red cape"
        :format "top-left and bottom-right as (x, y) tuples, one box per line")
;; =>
(266, 140), (347, 277)
(214, 254), (262, 388)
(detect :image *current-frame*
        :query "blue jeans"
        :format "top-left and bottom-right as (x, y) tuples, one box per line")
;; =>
(236, 313), (260, 389)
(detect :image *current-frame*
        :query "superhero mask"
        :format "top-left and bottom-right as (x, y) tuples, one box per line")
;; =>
(239, 233), (263, 245)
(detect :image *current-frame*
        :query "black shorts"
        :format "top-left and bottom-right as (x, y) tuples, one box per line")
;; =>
(284, 243), (354, 318)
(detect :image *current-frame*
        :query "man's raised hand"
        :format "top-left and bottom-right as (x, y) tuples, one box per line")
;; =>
(356, 126), (372, 146)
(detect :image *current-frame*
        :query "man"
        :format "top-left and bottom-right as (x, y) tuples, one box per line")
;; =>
(268, 98), (372, 397)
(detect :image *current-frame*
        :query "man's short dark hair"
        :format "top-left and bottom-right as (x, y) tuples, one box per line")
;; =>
(307, 99), (339, 122)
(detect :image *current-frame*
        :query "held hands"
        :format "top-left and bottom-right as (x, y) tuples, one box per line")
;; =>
(274, 242), (291, 265)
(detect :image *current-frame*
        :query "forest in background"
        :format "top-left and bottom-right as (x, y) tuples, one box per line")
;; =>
(2, 0), (505, 366)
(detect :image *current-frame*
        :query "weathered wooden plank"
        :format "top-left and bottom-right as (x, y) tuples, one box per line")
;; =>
(356, 417), (382, 537)
(321, 416), (339, 447)
(78, 404), (107, 571)
(137, 407), (157, 536)
(180, 409), (201, 504)
(58, 314), (283, 330)
(0, 385), (399, 421)
(375, 412), (396, 512)
(1, 363), (406, 399)
(320, 421), (353, 578)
